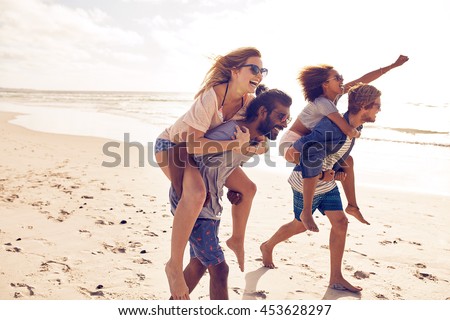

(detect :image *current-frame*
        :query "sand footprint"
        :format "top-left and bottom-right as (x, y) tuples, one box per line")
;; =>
(79, 229), (92, 238)
(353, 270), (372, 279)
(415, 263), (426, 268)
(102, 242), (126, 253)
(5, 243), (22, 253)
(414, 270), (438, 281)
(128, 241), (143, 248)
(133, 257), (152, 264)
(345, 265), (354, 271)
(38, 259), (74, 288)
(243, 290), (267, 300)
(10, 283), (35, 298)
(95, 219), (115, 225)
(143, 231), (159, 237)
(40, 260), (71, 273)
(78, 287), (104, 298)
(391, 285), (402, 291)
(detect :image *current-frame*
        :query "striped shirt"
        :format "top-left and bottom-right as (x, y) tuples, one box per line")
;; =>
(288, 137), (352, 195)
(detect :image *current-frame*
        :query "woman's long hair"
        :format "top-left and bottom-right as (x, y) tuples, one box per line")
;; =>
(195, 47), (262, 99)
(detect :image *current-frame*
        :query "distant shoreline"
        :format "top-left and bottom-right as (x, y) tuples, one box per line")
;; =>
(0, 86), (195, 95)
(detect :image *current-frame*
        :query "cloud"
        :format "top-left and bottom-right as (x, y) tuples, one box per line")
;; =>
(1, 0), (449, 96)
(0, 0), (146, 89)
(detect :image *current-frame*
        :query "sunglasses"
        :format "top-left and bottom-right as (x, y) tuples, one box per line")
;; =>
(326, 74), (344, 82)
(272, 110), (292, 124)
(241, 64), (268, 77)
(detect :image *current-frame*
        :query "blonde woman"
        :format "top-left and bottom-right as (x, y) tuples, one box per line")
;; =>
(154, 47), (268, 299)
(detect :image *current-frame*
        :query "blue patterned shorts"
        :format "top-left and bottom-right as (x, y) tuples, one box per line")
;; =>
(154, 138), (176, 154)
(293, 186), (343, 221)
(189, 218), (224, 267)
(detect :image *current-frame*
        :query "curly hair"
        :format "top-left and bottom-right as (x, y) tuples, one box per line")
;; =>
(347, 83), (382, 114)
(297, 64), (334, 101)
(195, 47), (262, 99)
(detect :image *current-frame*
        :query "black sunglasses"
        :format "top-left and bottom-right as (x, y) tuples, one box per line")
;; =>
(241, 64), (268, 77)
(326, 74), (344, 82)
(272, 110), (292, 124)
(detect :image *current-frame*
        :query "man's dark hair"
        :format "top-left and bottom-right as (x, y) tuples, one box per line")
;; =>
(245, 84), (292, 121)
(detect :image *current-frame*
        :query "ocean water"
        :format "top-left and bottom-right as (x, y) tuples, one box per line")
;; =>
(1, 88), (448, 146)
(1, 88), (449, 196)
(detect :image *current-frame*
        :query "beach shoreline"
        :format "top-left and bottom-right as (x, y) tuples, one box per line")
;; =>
(1, 111), (449, 300)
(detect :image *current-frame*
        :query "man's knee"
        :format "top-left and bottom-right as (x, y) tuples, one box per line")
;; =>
(333, 215), (349, 233)
(209, 261), (229, 284)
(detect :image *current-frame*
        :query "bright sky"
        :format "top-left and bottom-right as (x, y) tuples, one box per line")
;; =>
(1, 0), (449, 103)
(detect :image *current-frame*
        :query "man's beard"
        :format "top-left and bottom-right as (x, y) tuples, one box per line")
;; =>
(258, 117), (279, 140)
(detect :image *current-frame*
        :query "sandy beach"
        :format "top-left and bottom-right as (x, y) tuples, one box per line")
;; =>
(1, 111), (449, 301)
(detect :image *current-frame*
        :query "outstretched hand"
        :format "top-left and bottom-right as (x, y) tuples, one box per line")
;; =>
(393, 55), (409, 67)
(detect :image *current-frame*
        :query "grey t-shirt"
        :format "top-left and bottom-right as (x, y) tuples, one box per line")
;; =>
(169, 120), (251, 220)
(298, 96), (338, 130)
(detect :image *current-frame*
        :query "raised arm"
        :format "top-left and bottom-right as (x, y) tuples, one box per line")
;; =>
(344, 55), (409, 92)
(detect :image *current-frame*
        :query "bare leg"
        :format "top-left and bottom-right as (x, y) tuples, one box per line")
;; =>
(157, 147), (207, 299)
(224, 167), (257, 272)
(169, 258), (206, 299)
(155, 150), (171, 180)
(325, 210), (362, 292)
(260, 219), (306, 268)
(165, 163), (206, 300)
(299, 175), (320, 232)
(339, 156), (370, 225)
(208, 261), (230, 300)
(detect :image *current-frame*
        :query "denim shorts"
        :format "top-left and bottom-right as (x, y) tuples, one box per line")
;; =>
(293, 186), (343, 221)
(154, 138), (176, 154)
(189, 218), (224, 267)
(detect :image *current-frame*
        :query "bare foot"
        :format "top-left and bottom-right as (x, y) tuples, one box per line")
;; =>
(300, 211), (319, 232)
(226, 237), (245, 272)
(165, 260), (190, 300)
(260, 242), (275, 269)
(329, 277), (362, 293)
(346, 205), (370, 225)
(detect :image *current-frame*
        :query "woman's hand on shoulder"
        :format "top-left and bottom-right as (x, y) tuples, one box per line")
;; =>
(233, 125), (250, 149)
